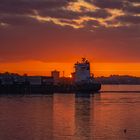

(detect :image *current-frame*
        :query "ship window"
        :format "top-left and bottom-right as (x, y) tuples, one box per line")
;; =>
(87, 66), (89, 70)
(81, 66), (86, 70)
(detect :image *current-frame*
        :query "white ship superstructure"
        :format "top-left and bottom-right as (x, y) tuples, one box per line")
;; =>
(74, 58), (92, 83)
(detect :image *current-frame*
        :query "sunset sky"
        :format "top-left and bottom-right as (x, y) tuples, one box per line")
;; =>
(0, 0), (140, 77)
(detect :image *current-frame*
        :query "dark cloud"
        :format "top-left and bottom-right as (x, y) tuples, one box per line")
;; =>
(0, 15), (40, 26)
(0, 0), (140, 63)
(124, 4), (140, 14)
(117, 15), (140, 24)
(86, 0), (140, 14)
(83, 20), (101, 28)
(38, 8), (111, 20)
(38, 9), (82, 20)
(85, 9), (111, 18)
(87, 0), (124, 9)
(0, 0), (140, 27)
(127, 0), (140, 2)
(0, 0), (76, 15)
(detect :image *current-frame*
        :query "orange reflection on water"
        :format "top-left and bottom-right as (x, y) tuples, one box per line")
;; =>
(0, 88), (140, 140)
(53, 94), (75, 139)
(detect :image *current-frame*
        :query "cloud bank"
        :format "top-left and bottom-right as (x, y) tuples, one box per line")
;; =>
(0, 0), (140, 63)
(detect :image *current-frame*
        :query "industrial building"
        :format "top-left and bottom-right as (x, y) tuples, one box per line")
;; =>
(51, 70), (60, 85)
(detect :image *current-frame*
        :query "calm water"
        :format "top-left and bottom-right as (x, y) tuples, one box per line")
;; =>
(0, 85), (140, 140)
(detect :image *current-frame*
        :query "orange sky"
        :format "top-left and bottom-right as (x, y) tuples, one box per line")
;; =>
(0, 61), (140, 77)
(0, 0), (140, 76)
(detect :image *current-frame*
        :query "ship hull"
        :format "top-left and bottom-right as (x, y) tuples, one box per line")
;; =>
(0, 83), (101, 94)
(75, 83), (101, 92)
(54, 83), (101, 93)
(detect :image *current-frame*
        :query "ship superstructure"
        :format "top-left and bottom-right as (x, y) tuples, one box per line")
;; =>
(71, 58), (101, 92)
(74, 58), (93, 84)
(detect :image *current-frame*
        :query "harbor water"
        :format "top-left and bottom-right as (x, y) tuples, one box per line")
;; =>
(0, 85), (140, 140)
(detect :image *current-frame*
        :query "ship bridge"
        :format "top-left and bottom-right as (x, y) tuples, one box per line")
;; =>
(74, 58), (92, 84)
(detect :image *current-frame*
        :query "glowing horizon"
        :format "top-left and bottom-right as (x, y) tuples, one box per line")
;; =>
(0, 60), (140, 77)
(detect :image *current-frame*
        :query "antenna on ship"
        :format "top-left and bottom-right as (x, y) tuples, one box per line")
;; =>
(82, 57), (86, 61)
(82, 57), (89, 63)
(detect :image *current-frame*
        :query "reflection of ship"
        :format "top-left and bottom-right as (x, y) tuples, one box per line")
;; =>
(74, 93), (92, 139)
(72, 58), (101, 92)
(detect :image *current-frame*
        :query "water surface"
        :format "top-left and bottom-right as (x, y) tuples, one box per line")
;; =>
(0, 85), (140, 140)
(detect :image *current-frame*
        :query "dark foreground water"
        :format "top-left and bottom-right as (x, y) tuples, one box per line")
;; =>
(0, 85), (140, 140)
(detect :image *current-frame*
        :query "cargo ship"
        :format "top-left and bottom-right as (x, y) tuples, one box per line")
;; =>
(0, 58), (101, 94)
(54, 58), (101, 93)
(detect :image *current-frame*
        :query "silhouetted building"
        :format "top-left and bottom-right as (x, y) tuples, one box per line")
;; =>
(51, 70), (60, 85)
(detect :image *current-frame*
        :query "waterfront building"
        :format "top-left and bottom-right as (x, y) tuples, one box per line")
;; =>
(51, 70), (60, 85)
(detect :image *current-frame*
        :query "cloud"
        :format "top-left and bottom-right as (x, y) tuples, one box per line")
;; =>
(38, 9), (82, 20)
(0, 0), (140, 29)
(0, 0), (77, 16)
(0, 0), (140, 63)
(83, 19), (101, 28)
(87, 0), (124, 9)
(0, 15), (40, 26)
(123, 3), (140, 14)
(84, 9), (111, 18)
(116, 15), (140, 24)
